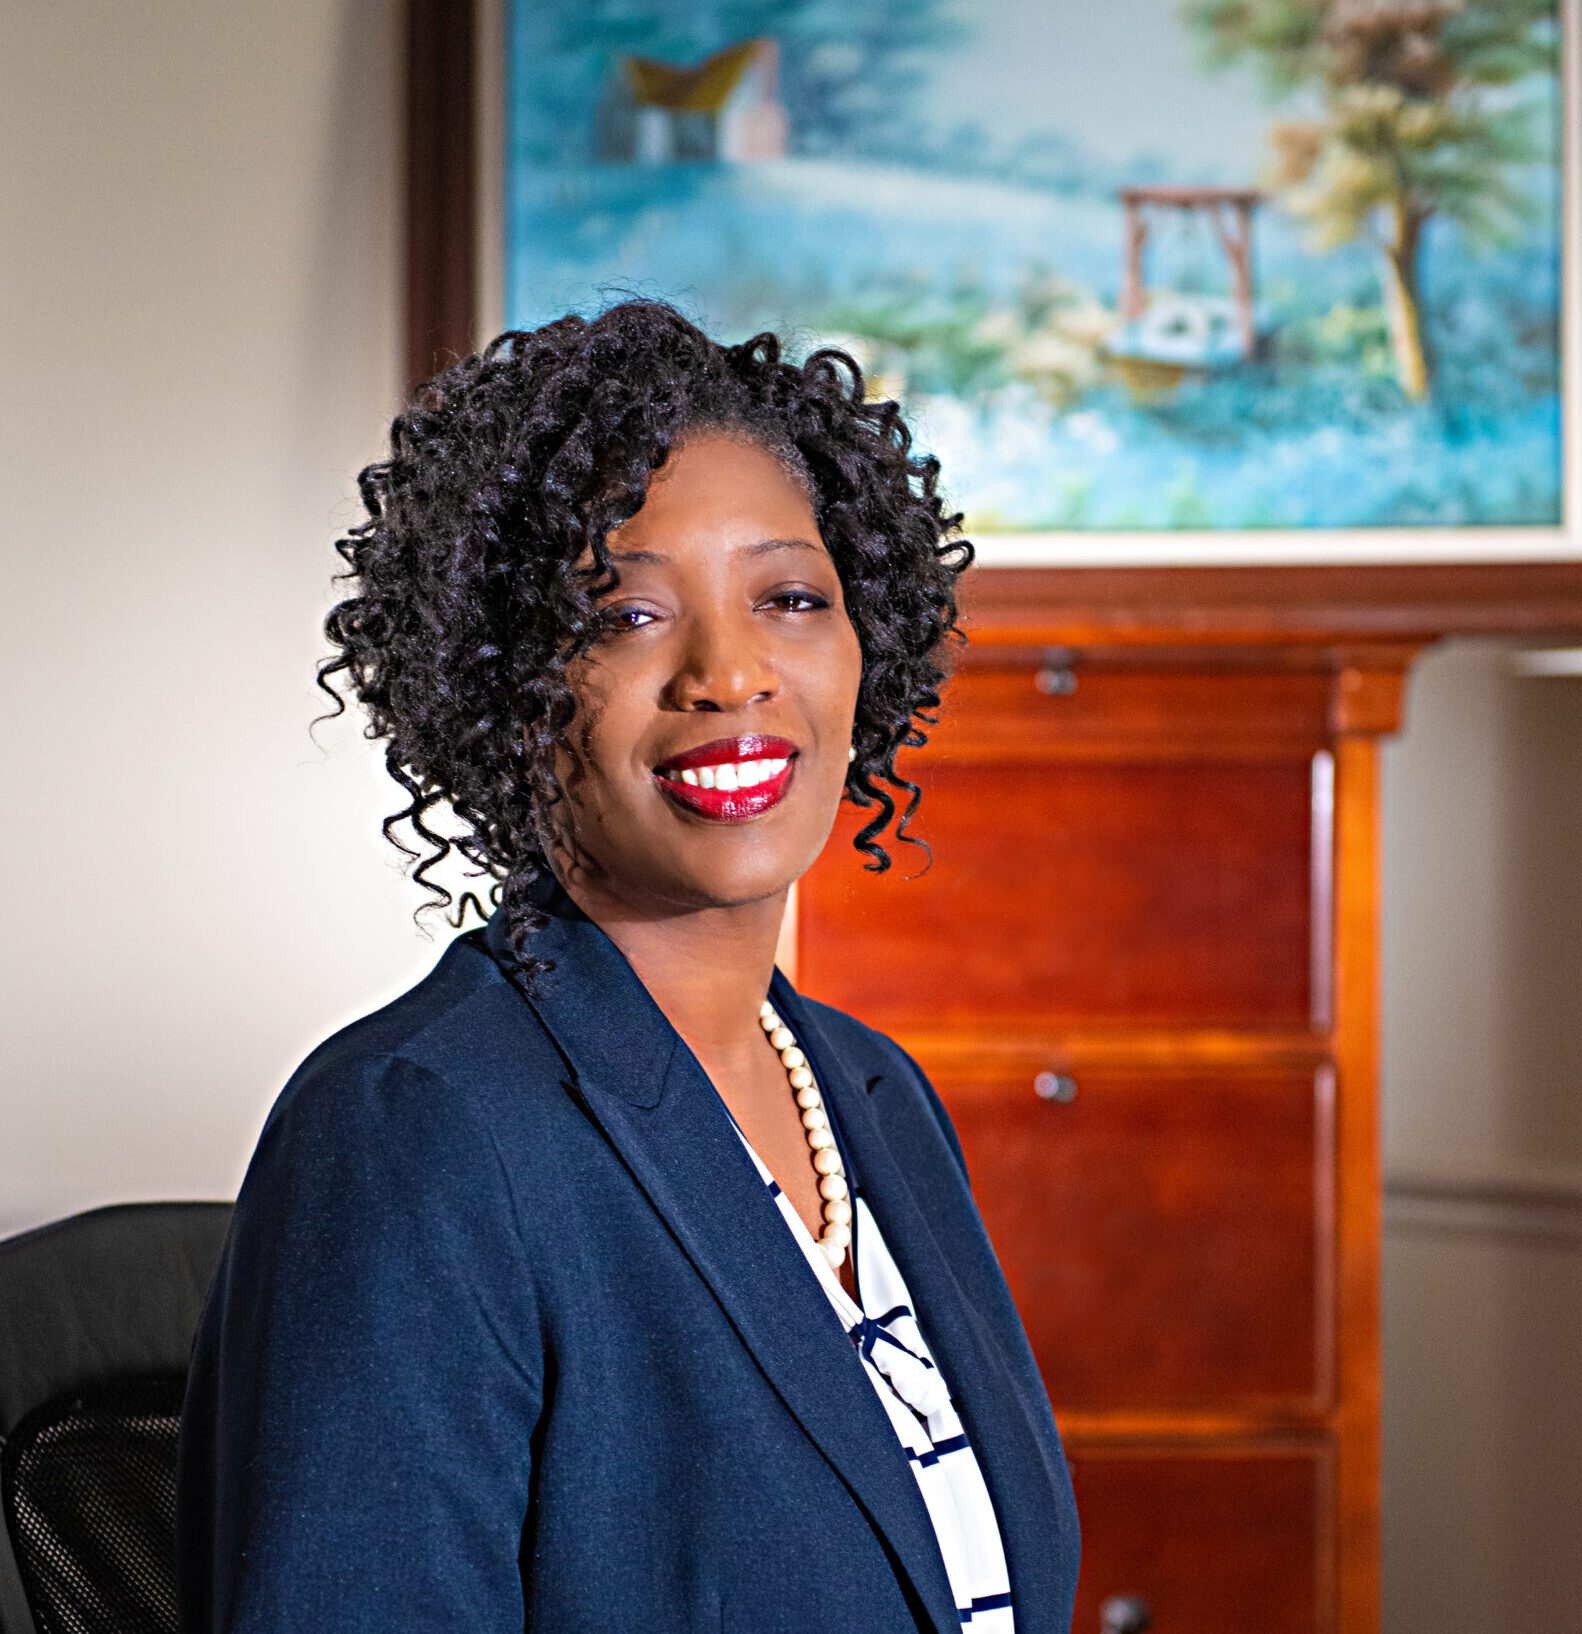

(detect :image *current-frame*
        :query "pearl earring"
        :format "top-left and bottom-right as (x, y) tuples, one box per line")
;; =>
(847, 745), (856, 762)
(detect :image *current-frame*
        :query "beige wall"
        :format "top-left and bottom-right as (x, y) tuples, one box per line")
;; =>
(1383, 640), (1582, 1190)
(1380, 638), (1582, 1630)
(0, 0), (436, 1235)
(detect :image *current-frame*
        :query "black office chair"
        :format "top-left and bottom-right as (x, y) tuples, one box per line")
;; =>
(0, 1202), (233, 1634)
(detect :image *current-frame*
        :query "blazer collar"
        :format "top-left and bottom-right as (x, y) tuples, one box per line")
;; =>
(480, 877), (1068, 1632)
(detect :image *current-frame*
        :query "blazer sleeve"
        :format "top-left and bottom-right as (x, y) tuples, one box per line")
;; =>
(176, 1051), (544, 1633)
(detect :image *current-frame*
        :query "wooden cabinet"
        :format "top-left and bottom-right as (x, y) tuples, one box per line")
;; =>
(793, 590), (1424, 1634)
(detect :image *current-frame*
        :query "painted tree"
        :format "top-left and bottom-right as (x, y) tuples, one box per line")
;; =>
(1182, 0), (1559, 399)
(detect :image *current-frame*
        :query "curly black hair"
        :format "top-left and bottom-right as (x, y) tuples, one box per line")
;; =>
(314, 297), (974, 989)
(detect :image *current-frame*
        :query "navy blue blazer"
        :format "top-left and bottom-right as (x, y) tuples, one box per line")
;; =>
(176, 876), (1080, 1632)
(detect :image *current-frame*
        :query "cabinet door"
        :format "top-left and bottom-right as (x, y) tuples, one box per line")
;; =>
(927, 1057), (1335, 1414)
(800, 754), (1329, 1031)
(1064, 1444), (1332, 1634)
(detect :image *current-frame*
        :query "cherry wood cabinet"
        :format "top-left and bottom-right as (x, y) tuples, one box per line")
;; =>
(790, 585), (1447, 1634)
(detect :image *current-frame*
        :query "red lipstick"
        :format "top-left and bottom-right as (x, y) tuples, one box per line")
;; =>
(655, 734), (798, 773)
(652, 734), (799, 824)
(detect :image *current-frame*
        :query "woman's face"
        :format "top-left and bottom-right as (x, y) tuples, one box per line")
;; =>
(541, 429), (864, 917)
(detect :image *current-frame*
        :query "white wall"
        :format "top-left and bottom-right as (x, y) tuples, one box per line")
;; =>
(0, 0), (440, 1235)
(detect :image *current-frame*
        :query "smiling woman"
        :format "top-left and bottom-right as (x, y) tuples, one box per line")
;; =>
(173, 299), (1081, 1634)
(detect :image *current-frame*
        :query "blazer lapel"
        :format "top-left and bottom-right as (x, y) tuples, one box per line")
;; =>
(769, 974), (1079, 1634)
(482, 885), (962, 1634)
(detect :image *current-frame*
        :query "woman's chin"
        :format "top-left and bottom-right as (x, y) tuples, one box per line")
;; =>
(669, 868), (798, 915)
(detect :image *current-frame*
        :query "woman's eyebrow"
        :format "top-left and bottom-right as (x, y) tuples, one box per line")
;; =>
(609, 537), (824, 565)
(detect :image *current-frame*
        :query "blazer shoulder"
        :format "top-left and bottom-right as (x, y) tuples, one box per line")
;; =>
(232, 964), (553, 1317)
(262, 928), (564, 1153)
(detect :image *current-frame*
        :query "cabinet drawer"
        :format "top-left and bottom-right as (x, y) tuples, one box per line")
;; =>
(931, 665), (1335, 761)
(1064, 1444), (1331, 1634)
(933, 1059), (1334, 1413)
(800, 756), (1328, 1030)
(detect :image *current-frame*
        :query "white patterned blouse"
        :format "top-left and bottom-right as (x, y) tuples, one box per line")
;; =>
(723, 1110), (1017, 1631)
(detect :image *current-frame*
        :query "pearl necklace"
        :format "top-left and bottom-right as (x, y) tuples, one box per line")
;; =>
(758, 999), (853, 1269)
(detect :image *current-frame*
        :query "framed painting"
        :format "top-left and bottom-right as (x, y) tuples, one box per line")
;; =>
(412, 0), (1582, 583)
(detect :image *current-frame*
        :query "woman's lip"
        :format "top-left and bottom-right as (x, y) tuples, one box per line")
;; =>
(653, 757), (796, 823)
(654, 733), (799, 774)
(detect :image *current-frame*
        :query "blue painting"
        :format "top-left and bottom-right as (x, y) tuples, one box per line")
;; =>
(504, 0), (1565, 533)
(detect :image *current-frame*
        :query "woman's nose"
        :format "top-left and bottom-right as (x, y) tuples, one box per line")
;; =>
(666, 612), (777, 712)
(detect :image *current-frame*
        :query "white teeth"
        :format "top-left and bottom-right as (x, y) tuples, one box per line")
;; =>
(738, 758), (788, 787)
(662, 755), (792, 791)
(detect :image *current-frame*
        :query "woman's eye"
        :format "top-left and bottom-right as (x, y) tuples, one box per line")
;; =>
(597, 605), (657, 634)
(767, 590), (831, 613)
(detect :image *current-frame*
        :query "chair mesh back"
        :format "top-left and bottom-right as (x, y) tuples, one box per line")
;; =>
(2, 1376), (184, 1634)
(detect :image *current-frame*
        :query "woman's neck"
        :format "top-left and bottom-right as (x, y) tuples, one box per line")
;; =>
(561, 876), (790, 1070)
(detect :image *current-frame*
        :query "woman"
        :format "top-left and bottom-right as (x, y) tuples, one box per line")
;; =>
(175, 299), (1080, 1633)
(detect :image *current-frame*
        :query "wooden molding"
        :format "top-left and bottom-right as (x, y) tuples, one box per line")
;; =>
(958, 563), (1582, 647)
(405, 0), (476, 390)
(1328, 656), (1418, 737)
(1386, 1172), (1582, 1244)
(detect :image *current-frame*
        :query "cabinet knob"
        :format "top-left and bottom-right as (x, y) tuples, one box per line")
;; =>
(1034, 647), (1079, 696)
(1099, 1594), (1152, 1633)
(1033, 1071), (1078, 1103)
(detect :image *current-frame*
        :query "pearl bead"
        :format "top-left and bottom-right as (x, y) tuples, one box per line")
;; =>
(758, 1000), (850, 1271)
